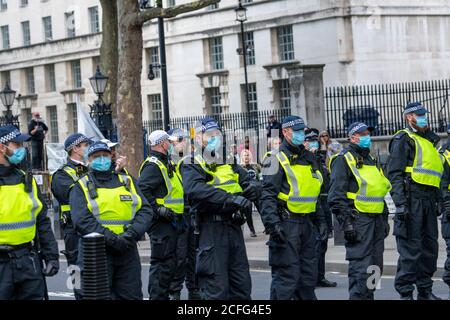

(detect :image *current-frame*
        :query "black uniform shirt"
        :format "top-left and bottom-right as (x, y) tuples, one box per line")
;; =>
(51, 159), (88, 206)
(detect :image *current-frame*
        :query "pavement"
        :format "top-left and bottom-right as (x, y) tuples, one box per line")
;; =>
(57, 211), (450, 278)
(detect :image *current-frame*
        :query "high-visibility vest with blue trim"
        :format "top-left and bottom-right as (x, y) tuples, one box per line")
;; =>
(276, 151), (323, 214)
(195, 155), (243, 194)
(0, 170), (43, 245)
(77, 173), (142, 234)
(341, 151), (392, 214)
(443, 149), (450, 190)
(139, 156), (184, 214)
(58, 166), (79, 213)
(397, 129), (443, 188)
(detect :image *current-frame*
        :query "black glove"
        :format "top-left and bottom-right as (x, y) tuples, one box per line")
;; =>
(383, 216), (390, 239)
(223, 195), (251, 211)
(242, 182), (261, 202)
(43, 259), (59, 277)
(395, 206), (408, 222)
(343, 217), (358, 244)
(317, 222), (328, 241)
(268, 223), (286, 244)
(445, 199), (450, 220)
(437, 202), (444, 217)
(112, 234), (134, 254)
(232, 210), (247, 225)
(157, 207), (176, 223)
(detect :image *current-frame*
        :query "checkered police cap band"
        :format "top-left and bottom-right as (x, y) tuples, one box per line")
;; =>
(66, 135), (88, 151)
(195, 121), (219, 133)
(151, 134), (169, 146)
(282, 118), (304, 129)
(0, 129), (20, 144)
(305, 131), (318, 139)
(403, 104), (424, 115)
(348, 123), (367, 136)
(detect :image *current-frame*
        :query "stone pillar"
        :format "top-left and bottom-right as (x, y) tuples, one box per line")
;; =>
(286, 64), (326, 130)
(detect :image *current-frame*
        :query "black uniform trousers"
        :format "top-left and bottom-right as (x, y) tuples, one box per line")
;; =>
(269, 215), (318, 300)
(148, 221), (179, 300)
(441, 214), (450, 287)
(345, 213), (385, 300)
(169, 214), (198, 295)
(78, 241), (143, 300)
(316, 195), (332, 282)
(196, 216), (251, 300)
(0, 248), (46, 300)
(394, 195), (438, 296)
(31, 140), (44, 170)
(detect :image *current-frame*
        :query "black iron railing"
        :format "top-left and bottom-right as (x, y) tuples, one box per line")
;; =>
(325, 79), (450, 138)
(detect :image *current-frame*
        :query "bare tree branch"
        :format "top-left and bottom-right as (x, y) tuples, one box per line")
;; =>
(135, 0), (220, 26)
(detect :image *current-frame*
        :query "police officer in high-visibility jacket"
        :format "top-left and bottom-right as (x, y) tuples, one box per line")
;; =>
(328, 122), (391, 300)
(139, 130), (185, 300)
(260, 116), (327, 300)
(0, 125), (59, 300)
(166, 128), (201, 300)
(51, 134), (90, 268)
(439, 124), (450, 298)
(387, 102), (444, 300)
(70, 141), (152, 300)
(180, 118), (258, 300)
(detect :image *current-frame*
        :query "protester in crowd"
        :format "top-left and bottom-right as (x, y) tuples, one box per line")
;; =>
(240, 149), (261, 237)
(266, 114), (283, 139)
(28, 112), (48, 170)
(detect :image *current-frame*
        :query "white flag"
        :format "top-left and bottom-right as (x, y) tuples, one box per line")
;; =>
(76, 96), (104, 141)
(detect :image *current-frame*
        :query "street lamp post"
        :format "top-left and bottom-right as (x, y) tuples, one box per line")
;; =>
(89, 66), (113, 140)
(236, 1), (250, 117)
(157, 1), (170, 131)
(0, 82), (19, 127)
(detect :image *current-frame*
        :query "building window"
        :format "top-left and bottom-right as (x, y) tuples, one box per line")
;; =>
(42, 16), (52, 41)
(68, 103), (78, 132)
(167, 0), (176, 7)
(1, 25), (9, 49)
(0, 0), (7, 11)
(20, 0), (28, 7)
(243, 83), (258, 112)
(150, 47), (160, 78)
(207, 87), (222, 115)
(242, 0), (253, 3)
(277, 25), (295, 62)
(21, 21), (31, 46)
(207, 3), (218, 10)
(25, 68), (35, 94)
(209, 37), (223, 70)
(242, 31), (255, 66)
(148, 94), (163, 124)
(88, 6), (100, 34)
(71, 60), (82, 88)
(0, 70), (10, 88)
(279, 79), (291, 110)
(65, 11), (76, 38)
(47, 105), (59, 143)
(45, 64), (56, 92)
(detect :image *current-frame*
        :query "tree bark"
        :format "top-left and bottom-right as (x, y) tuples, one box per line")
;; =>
(99, 0), (118, 118)
(117, 0), (144, 177)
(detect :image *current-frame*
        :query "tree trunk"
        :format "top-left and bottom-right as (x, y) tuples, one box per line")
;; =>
(116, 0), (144, 177)
(99, 0), (118, 119)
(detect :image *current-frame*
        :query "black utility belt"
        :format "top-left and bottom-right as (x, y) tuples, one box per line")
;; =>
(0, 242), (33, 253)
(279, 209), (312, 220)
(200, 213), (232, 223)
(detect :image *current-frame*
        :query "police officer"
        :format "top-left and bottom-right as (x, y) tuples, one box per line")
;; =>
(139, 130), (186, 300)
(166, 128), (201, 300)
(328, 122), (391, 300)
(304, 128), (337, 288)
(0, 125), (59, 300)
(387, 102), (444, 300)
(180, 118), (259, 300)
(100, 139), (127, 172)
(70, 141), (152, 300)
(260, 116), (327, 300)
(51, 133), (91, 299)
(441, 124), (450, 299)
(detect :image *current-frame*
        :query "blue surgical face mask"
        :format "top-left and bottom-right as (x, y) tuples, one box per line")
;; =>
(308, 141), (319, 150)
(5, 146), (26, 165)
(91, 156), (112, 172)
(292, 130), (305, 145)
(415, 115), (428, 128)
(205, 135), (221, 153)
(358, 135), (372, 149)
(168, 143), (174, 156)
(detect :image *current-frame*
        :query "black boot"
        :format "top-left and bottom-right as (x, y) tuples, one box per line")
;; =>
(400, 293), (414, 300)
(169, 291), (181, 300)
(317, 278), (337, 288)
(417, 291), (442, 300)
(188, 289), (202, 300)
